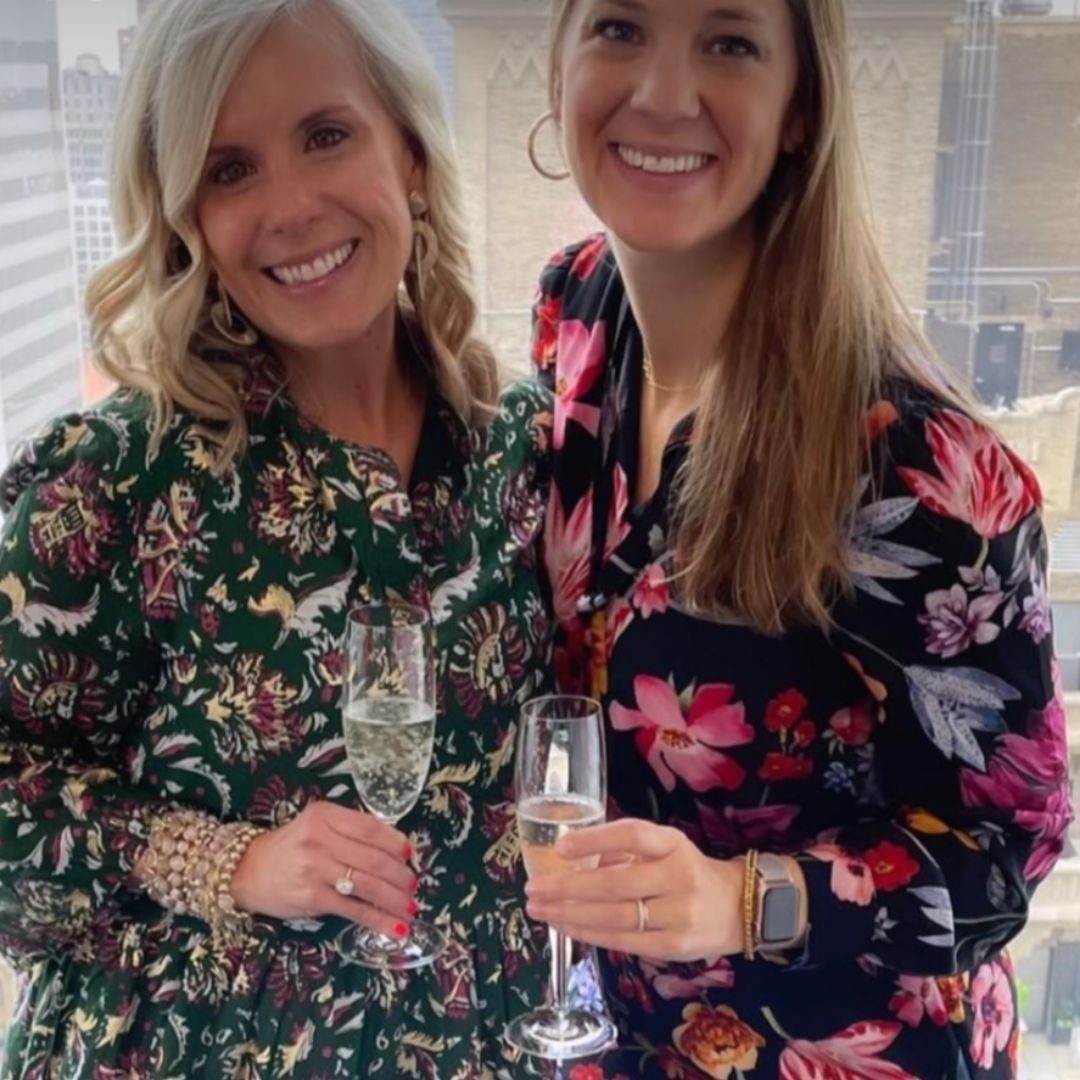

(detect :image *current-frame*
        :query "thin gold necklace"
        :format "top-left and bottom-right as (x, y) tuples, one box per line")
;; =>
(642, 351), (701, 395)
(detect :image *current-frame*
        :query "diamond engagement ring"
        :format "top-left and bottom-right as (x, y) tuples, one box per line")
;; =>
(334, 867), (356, 897)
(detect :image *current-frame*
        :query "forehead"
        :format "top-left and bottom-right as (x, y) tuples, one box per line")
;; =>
(210, 8), (379, 140)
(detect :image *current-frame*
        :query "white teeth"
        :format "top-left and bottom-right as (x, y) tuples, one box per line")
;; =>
(270, 240), (357, 286)
(616, 145), (711, 175)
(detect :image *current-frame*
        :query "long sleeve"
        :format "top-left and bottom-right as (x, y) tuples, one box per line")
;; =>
(0, 400), (171, 964)
(794, 394), (1072, 976)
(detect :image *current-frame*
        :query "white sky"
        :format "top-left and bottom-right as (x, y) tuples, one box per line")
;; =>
(53, 0), (1080, 76)
(57, 0), (136, 73)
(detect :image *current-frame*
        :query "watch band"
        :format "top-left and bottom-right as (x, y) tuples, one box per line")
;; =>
(754, 852), (805, 954)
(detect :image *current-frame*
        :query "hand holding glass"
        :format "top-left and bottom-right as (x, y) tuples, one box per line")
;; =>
(339, 601), (446, 969)
(505, 695), (618, 1059)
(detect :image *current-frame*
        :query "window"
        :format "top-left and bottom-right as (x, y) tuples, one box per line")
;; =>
(1, 1), (1079, 1071)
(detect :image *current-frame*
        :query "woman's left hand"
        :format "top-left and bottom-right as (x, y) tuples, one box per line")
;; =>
(524, 819), (745, 962)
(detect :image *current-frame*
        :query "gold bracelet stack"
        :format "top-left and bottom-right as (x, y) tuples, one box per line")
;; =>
(742, 848), (759, 961)
(139, 809), (265, 944)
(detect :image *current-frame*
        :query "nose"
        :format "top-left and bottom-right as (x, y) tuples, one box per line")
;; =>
(629, 48), (702, 122)
(260, 163), (321, 236)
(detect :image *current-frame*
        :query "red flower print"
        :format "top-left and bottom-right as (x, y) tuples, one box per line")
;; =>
(632, 563), (671, 619)
(552, 319), (605, 449)
(806, 845), (875, 906)
(888, 974), (950, 1028)
(28, 460), (119, 578)
(779, 1020), (918, 1079)
(828, 705), (873, 747)
(897, 408), (1041, 539)
(793, 720), (816, 749)
(572, 234), (608, 280)
(864, 841), (919, 891)
(569, 1066), (605, 1080)
(544, 467), (631, 626)
(865, 401), (900, 445)
(610, 677), (753, 793)
(759, 753), (812, 782)
(970, 961), (1015, 1070)
(765, 690), (807, 733)
(699, 802), (801, 859)
(532, 294), (562, 371)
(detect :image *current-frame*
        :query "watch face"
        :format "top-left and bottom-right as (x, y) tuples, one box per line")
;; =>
(761, 885), (800, 944)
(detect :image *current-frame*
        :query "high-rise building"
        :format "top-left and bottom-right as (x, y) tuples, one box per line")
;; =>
(0, 0), (82, 470)
(61, 53), (120, 354)
(62, 53), (120, 186)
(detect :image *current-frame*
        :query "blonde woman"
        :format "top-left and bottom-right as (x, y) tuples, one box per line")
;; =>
(525, 1), (1070, 1077)
(0, 0), (551, 1075)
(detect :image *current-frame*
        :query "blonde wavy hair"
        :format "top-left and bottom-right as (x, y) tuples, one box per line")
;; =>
(549, 0), (962, 633)
(89, 0), (498, 468)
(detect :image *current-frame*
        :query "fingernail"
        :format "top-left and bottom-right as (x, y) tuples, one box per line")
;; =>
(406, 900), (420, 917)
(410, 876), (420, 894)
(403, 843), (413, 860)
(393, 922), (408, 938)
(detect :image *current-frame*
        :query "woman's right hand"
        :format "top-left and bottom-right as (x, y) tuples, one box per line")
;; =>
(230, 801), (419, 937)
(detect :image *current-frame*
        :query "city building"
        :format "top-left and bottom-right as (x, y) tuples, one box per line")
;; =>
(0, 0), (82, 470)
(61, 52), (120, 186)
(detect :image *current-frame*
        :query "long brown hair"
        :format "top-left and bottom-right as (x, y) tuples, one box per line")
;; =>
(548, 0), (958, 633)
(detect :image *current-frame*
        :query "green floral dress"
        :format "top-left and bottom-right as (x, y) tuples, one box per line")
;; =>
(0, 354), (554, 1079)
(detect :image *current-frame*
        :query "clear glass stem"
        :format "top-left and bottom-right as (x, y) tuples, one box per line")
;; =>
(550, 926), (571, 1020)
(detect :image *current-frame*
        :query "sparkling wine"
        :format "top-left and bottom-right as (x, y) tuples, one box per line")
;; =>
(517, 794), (605, 877)
(343, 698), (436, 823)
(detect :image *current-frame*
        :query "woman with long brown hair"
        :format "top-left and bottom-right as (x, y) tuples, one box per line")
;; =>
(525, 1), (1071, 1076)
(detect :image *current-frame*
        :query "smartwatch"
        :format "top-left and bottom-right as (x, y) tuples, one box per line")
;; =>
(754, 852), (805, 954)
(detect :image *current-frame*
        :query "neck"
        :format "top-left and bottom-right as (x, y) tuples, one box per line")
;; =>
(612, 219), (758, 394)
(276, 307), (421, 444)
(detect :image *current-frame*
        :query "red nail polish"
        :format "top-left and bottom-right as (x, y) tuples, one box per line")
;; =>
(403, 843), (413, 860)
(393, 921), (408, 938)
(406, 900), (420, 916)
(410, 877), (420, 894)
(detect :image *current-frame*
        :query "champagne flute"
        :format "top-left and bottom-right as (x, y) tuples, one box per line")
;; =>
(505, 695), (618, 1060)
(338, 601), (446, 969)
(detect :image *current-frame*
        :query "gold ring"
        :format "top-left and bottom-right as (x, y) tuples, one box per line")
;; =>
(636, 897), (649, 933)
(334, 866), (356, 897)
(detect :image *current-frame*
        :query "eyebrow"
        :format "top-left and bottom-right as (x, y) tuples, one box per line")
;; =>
(602, 0), (766, 23)
(206, 104), (355, 160)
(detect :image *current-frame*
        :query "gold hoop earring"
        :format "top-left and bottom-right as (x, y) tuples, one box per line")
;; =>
(210, 280), (259, 348)
(527, 112), (571, 182)
(409, 191), (439, 303)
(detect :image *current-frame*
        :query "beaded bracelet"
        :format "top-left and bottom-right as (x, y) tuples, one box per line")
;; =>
(139, 809), (265, 944)
(742, 848), (759, 961)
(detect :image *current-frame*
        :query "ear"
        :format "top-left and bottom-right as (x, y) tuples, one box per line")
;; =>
(403, 133), (427, 194)
(782, 112), (807, 157)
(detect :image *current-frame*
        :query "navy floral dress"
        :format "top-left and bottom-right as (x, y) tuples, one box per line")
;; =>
(534, 235), (1073, 1080)
(0, 353), (554, 1079)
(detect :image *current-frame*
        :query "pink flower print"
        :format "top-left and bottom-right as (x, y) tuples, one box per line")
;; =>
(918, 584), (1001, 658)
(1018, 559), (1051, 644)
(698, 802), (802, 858)
(897, 408), (1041, 539)
(961, 686), (1073, 882)
(632, 563), (670, 619)
(609, 677), (753, 793)
(969, 962), (1015, 1070)
(553, 320), (604, 449)
(806, 845), (875, 906)
(888, 975), (950, 1028)
(543, 468), (631, 626)
(640, 955), (734, 1000)
(780, 1020), (918, 1080)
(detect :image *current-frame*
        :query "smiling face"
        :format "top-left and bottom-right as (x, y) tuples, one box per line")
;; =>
(554, 0), (804, 258)
(195, 6), (423, 357)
